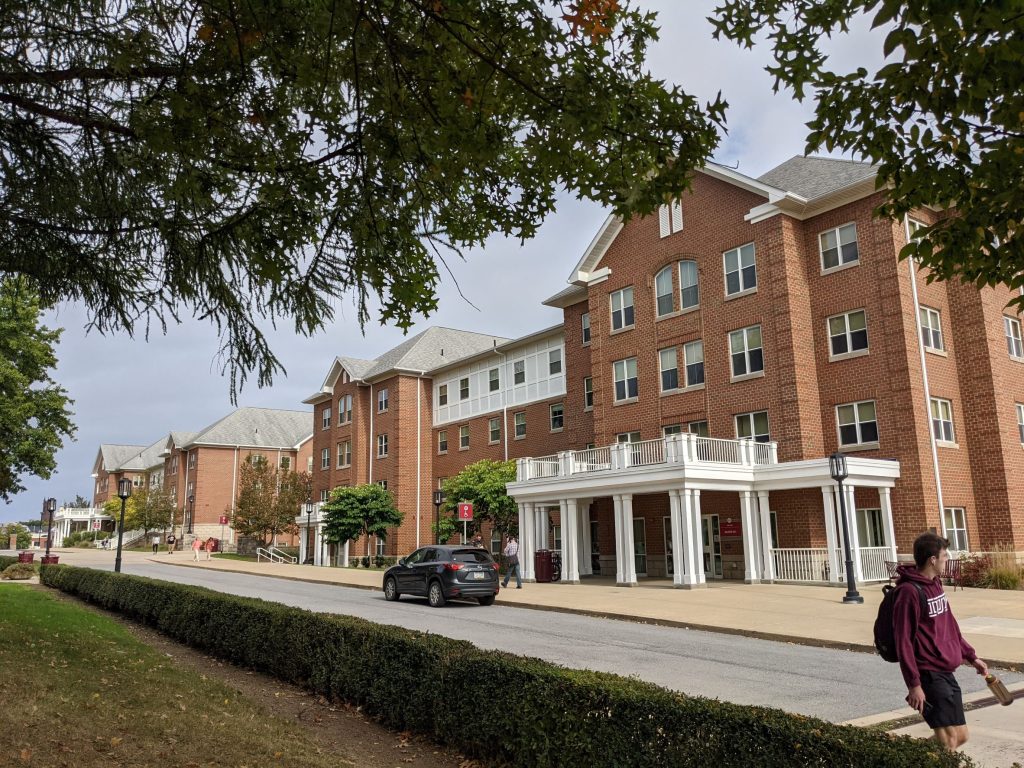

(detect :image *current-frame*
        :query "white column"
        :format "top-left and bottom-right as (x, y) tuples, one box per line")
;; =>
(299, 525), (307, 564)
(620, 494), (637, 585)
(690, 490), (706, 585)
(536, 506), (549, 550)
(561, 499), (580, 584)
(612, 495), (625, 584)
(740, 491), (760, 583)
(312, 524), (323, 567)
(669, 489), (689, 587)
(520, 502), (536, 581)
(757, 491), (774, 582)
(880, 487), (897, 561)
(578, 500), (592, 576)
(341, 540), (350, 567)
(822, 486), (841, 583)
(845, 484), (864, 581)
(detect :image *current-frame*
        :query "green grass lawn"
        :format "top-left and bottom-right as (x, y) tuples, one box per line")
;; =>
(0, 584), (350, 767)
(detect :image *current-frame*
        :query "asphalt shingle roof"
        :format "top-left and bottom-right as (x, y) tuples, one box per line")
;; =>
(100, 444), (146, 472)
(361, 327), (509, 379)
(119, 438), (168, 471)
(757, 156), (876, 201)
(186, 407), (312, 449)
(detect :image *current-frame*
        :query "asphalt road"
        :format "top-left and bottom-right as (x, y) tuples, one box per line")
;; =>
(62, 557), (1018, 724)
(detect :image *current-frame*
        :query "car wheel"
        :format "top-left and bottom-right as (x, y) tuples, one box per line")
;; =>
(428, 580), (446, 608)
(477, 595), (495, 606)
(384, 577), (400, 602)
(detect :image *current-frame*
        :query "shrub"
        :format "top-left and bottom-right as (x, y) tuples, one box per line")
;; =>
(360, 555), (370, 568)
(1, 562), (36, 580)
(958, 553), (991, 588)
(350, 558), (360, 568)
(40, 564), (972, 768)
(373, 555), (385, 569)
(985, 567), (1021, 590)
(0, 555), (20, 571)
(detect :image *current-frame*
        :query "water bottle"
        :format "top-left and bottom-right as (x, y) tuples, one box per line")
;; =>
(985, 674), (1013, 706)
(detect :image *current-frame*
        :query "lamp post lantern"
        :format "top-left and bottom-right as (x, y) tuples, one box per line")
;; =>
(304, 500), (315, 565)
(187, 494), (195, 535)
(43, 498), (57, 562)
(829, 452), (863, 604)
(114, 478), (133, 573)
(432, 490), (446, 545)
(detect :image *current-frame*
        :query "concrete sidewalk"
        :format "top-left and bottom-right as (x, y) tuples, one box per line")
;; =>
(51, 548), (1024, 668)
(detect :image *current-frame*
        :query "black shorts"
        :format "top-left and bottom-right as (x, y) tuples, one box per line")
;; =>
(920, 670), (966, 729)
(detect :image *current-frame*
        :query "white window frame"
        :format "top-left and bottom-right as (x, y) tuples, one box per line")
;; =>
(438, 430), (448, 454)
(662, 424), (683, 436)
(488, 417), (501, 444)
(819, 222), (859, 272)
(688, 420), (709, 437)
(337, 441), (351, 468)
(655, 266), (674, 317)
(658, 200), (683, 237)
(828, 309), (869, 359)
(377, 387), (389, 413)
(581, 312), (591, 345)
(1005, 316), (1023, 359)
(320, 488), (329, 503)
(514, 411), (526, 439)
(610, 287), (635, 331)
(856, 508), (885, 548)
(459, 377), (470, 400)
(320, 447), (330, 470)
(513, 360), (526, 385)
(1017, 403), (1024, 444)
(459, 425), (470, 450)
(613, 357), (638, 402)
(930, 397), (955, 444)
(322, 408), (331, 430)
(377, 434), (388, 458)
(616, 431), (641, 443)
(549, 348), (562, 375)
(489, 367), (500, 392)
(659, 347), (679, 392)
(679, 260), (699, 310)
(735, 411), (770, 443)
(729, 324), (763, 379)
(919, 306), (944, 352)
(438, 385), (448, 406)
(836, 400), (879, 448)
(584, 376), (594, 410)
(723, 243), (756, 296)
(942, 507), (968, 552)
(338, 394), (352, 424)
(550, 403), (564, 432)
(684, 340), (704, 388)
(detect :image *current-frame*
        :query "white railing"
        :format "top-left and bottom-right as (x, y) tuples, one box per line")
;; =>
(693, 437), (742, 464)
(771, 548), (830, 582)
(256, 547), (296, 564)
(571, 446), (612, 473)
(858, 546), (891, 581)
(530, 455), (560, 479)
(752, 442), (775, 466)
(625, 439), (665, 467)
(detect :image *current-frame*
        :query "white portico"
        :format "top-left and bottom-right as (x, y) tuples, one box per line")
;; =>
(295, 503), (350, 567)
(506, 433), (900, 588)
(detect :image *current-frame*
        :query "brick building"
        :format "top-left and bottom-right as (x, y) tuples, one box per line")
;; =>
(301, 156), (1024, 587)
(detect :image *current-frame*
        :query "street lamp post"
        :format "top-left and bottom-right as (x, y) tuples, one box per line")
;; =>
(305, 501), (315, 565)
(829, 452), (863, 604)
(432, 490), (446, 545)
(43, 498), (57, 562)
(187, 494), (195, 535)
(114, 478), (133, 573)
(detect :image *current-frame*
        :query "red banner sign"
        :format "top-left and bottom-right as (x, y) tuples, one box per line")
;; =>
(457, 502), (474, 521)
(719, 519), (742, 537)
(219, 515), (229, 525)
(91, 520), (101, 530)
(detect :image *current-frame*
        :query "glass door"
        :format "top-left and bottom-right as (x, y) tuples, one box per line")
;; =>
(701, 514), (722, 578)
(663, 516), (673, 576)
(590, 519), (600, 575)
(633, 518), (647, 576)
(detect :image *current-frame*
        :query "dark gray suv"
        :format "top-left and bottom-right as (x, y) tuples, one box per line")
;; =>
(383, 545), (500, 607)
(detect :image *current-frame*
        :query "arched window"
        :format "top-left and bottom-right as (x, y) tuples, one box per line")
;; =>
(655, 266), (673, 316)
(679, 260), (699, 309)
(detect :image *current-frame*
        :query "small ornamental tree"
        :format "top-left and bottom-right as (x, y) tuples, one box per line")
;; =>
(433, 460), (518, 544)
(323, 484), (404, 558)
(124, 484), (177, 537)
(103, 495), (138, 532)
(233, 458), (306, 544)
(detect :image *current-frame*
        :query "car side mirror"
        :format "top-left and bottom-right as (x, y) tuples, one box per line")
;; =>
(398, 558), (406, 567)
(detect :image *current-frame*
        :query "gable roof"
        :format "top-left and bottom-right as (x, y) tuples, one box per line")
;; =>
(119, 438), (169, 471)
(184, 407), (313, 449)
(757, 156), (877, 201)
(361, 326), (509, 379)
(98, 444), (147, 473)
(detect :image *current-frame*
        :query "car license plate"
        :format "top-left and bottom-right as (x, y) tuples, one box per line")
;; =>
(470, 571), (485, 580)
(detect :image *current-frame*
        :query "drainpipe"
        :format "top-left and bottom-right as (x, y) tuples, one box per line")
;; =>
(905, 219), (944, 530)
(416, 370), (428, 548)
(230, 446), (239, 546)
(368, 382), (374, 483)
(494, 344), (508, 460)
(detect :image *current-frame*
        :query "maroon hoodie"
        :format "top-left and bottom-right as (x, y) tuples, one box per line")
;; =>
(893, 564), (977, 688)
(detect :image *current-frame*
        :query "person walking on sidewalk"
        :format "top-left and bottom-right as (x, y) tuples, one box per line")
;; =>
(166, 533), (176, 554)
(192, 536), (203, 561)
(151, 534), (160, 554)
(893, 532), (988, 751)
(501, 535), (521, 589)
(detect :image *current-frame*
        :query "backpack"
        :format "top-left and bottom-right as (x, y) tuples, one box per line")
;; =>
(874, 581), (927, 662)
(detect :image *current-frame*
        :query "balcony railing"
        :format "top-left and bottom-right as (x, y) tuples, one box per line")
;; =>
(771, 546), (893, 583)
(516, 434), (778, 482)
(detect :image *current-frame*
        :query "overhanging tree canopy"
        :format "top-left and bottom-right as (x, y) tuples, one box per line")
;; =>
(0, 0), (724, 395)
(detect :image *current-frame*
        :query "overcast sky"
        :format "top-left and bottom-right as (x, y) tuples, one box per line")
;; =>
(5, 2), (883, 523)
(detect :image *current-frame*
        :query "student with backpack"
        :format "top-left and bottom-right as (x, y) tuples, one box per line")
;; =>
(884, 533), (988, 751)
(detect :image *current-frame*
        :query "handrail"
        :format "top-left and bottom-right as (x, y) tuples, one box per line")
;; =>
(256, 547), (284, 563)
(267, 546), (297, 564)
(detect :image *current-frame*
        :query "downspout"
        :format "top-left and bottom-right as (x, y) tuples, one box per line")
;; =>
(182, 452), (190, 541)
(905, 219), (945, 529)
(494, 345), (508, 460)
(368, 382), (374, 483)
(416, 370), (428, 548)
(230, 447), (239, 546)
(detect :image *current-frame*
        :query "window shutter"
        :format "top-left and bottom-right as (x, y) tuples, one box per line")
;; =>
(658, 205), (670, 238)
(671, 200), (684, 233)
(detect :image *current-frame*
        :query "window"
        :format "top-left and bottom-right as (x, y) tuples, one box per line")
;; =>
(279, 456), (291, 470)
(659, 347), (679, 392)
(857, 508), (885, 548)
(581, 312), (591, 344)
(943, 507), (968, 551)
(339, 394), (352, 424)
(188, 451), (196, 469)
(930, 397), (955, 443)
(378, 480), (388, 491)
(307, 456), (314, 473)
(610, 287), (635, 331)
(617, 431), (641, 443)
(514, 411), (526, 439)
(819, 222), (859, 270)
(1017, 403), (1024, 443)
(919, 307), (943, 351)
(247, 454), (266, 467)
(336, 441), (350, 468)
(684, 340), (704, 387)
(489, 368), (500, 392)
(655, 266), (674, 316)
(829, 310), (868, 357)
(320, 488), (329, 503)
(549, 349), (562, 375)
(679, 260), (699, 309)
(377, 434), (388, 458)
(724, 243), (756, 296)
(321, 448), (330, 470)
(729, 325), (763, 378)
(438, 430), (448, 453)
(613, 357), (638, 401)
(489, 417), (501, 444)
(1005, 316), (1023, 358)
(459, 425), (470, 449)
(735, 411), (770, 443)
(438, 384), (448, 406)
(490, 528), (502, 555)
(322, 408), (331, 430)
(514, 360), (525, 385)
(550, 403), (564, 431)
(658, 200), (683, 237)
(376, 537), (386, 557)
(584, 377), (593, 409)
(688, 420), (709, 437)
(662, 424), (683, 436)
(377, 387), (389, 412)
(459, 377), (469, 400)
(837, 401), (879, 447)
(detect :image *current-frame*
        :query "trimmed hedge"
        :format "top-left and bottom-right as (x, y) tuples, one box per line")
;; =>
(0, 555), (17, 571)
(40, 565), (971, 768)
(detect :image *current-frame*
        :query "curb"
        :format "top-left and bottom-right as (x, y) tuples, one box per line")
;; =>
(845, 681), (1024, 731)
(144, 558), (1023, 672)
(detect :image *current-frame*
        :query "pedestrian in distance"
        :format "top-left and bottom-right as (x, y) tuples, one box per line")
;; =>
(166, 533), (176, 554)
(501, 534), (522, 589)
(151, 534), (160, 554)
(192, 536), (203, 561)
(471, 532), (484, 548)
(205, 538), (214, 560)
(893, 532), (988, 751)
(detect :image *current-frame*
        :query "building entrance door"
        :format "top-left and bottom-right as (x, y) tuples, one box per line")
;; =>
(590, 519), (600, 575)
(633, 518), (647, 576)
(701, 514), (723, 578)
(662, 516), (673, 576)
